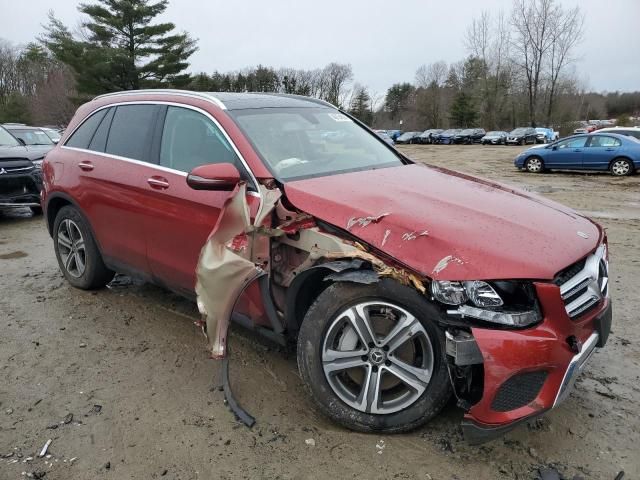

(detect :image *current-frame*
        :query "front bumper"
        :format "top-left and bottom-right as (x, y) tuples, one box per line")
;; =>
(0, 169), (42, 208)
(461, 283), (611, 444)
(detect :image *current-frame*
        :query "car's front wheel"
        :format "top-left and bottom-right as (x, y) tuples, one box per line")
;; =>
(297, 279), (451, 433)
(53, 206), (115, 289)
(525, 156), (544, 173)
(610, 158), (633, 176)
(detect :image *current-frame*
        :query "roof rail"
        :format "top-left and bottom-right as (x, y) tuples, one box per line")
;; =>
(93, 89), (226, 110)
(262, 93), (338, 110)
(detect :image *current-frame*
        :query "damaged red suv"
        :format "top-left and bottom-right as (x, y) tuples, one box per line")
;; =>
(41, 90), (611, 442)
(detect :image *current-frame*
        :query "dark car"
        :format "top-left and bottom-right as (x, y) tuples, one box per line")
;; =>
(3, 125), (56, 155)
(386, 129), (402, 141)
(418, 129), (443, 144)
(453, 128), (486, 144)
(435, 129), (461, 144)
(0, 126), (44, 213)
(515, 133), (640, 176)
(506, 127), (537, 145)
(374, 130), (395, 146)
(481, 131), (508, 145)
(42, 90), (611, 443)
(395, 131), (422, 144)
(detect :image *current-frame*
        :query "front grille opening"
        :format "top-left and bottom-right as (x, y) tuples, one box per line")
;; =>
(491, 371), (548, 412)
(554, 258), (586, 286)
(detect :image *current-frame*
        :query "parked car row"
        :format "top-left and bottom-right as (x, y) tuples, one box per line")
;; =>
(376, 127), (560, 146)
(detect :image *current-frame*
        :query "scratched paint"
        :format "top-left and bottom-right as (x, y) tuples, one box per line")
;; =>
(432, 255), (464, 274)
(346, 212), (390, 231)
(381, 229), (391, 247)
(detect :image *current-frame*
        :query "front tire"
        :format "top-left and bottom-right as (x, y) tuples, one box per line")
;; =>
(53, 206), (115, 289)
(297, 279), (451, 433)
(610, 158), (633, 176)
(525, 156), (544, 173)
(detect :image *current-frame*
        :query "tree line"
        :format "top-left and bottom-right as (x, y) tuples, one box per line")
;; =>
(0, 0), (637, 130)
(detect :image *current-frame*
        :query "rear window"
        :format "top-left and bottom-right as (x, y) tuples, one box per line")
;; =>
(105, 105), (157, 161)
(66, 109), (108, 149)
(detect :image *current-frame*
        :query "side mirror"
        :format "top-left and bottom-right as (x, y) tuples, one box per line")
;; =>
(52, 139), (59, 145)
(551, 145), (558, 150)
(187, 162), (241, 191)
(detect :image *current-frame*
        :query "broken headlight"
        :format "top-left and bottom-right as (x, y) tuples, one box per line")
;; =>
(431, 280), (503, 307)
(431, 280), (541, 327)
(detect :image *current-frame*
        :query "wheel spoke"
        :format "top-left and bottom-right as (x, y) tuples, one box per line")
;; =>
(57, 233), (72, 250)
(380, 312), (422, 353)
(355, 366), (382, 413)
(74, 252), (85, 273)
(74, 238), (85, 252)
(323, 348), (368, 374)
(386, 357), (431, 393)
(342, 305), (376, 347)
(64, 250), (76, 272)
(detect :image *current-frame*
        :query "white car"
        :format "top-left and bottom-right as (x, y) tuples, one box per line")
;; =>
(597, 126), (640, 140)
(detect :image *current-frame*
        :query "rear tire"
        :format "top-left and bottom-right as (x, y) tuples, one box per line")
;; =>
(53, 206), (115, 289)
(610, 158), (633, 176)
(297, 279), (451, 433)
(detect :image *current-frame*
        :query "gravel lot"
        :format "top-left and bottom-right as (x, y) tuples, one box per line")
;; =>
(1, 144), (638, 479)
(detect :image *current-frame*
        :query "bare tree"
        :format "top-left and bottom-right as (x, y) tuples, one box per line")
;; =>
(466, 11), (512, 128)
(318, 62), (353, 108)
(545, 5), (584, 124)
(510, 0), (557, 126)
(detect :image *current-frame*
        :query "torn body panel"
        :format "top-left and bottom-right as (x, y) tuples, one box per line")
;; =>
(195, 183), (280, 358)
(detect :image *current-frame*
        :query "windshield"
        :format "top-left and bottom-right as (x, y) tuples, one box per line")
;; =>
(0, 127), (20, 146)
(230, 107), (403, 181)
(511, 128), (525, 135)
(486, 131), (502, 136)
(43, 128), (62, 142)
(9, 128), (54, 145)
(460, 129), (474, 135)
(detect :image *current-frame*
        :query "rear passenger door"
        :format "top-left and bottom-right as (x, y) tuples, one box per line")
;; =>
(63, 104), (160, 274)
(583, 135), (621, 170)
(143, 105), (255, 294)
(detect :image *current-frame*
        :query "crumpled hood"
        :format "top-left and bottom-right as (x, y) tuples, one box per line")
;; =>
(284, 164), (601, 280)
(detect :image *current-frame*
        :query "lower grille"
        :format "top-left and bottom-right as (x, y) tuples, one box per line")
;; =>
(491, 371), (548, 412)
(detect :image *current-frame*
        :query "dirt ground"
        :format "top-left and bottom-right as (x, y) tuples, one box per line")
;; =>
(1, 144), (638, 480)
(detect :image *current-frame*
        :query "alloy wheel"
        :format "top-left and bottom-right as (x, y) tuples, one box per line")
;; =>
(57, 219), (87, 278)
(321, 301), (434, 414)
(526, 157), (543, 173)
(611, 160), (631, 176)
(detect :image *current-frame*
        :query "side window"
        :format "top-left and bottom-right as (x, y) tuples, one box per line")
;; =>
(105, 105), (157, 161)
(65, 109), (108, 149)
(558, 137), (587, 149)
(88, 107), (115, 152)
(589, 136), (621, 148)
(159, 106), (239, 172)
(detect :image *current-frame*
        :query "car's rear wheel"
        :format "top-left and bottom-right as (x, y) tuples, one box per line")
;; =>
(525, 156), (544, 173)
(53, 206), (114, 289)
(297, 279), (451, 433)
(610, 158), (633, 176)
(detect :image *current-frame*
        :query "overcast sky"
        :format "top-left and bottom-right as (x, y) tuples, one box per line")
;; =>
(1, 0), (638, 95)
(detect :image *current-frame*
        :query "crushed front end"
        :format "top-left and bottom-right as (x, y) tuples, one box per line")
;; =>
(0, 158), (42, 208)
(440, 244), (611, 443)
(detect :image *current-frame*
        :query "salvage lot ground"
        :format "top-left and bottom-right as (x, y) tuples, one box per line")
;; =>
(1, 144), (639, 479)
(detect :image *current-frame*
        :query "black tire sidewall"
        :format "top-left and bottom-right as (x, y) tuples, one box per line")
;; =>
(53, 205), (113, 289)
(611, 158), (632, 176)
(526, 156), (543, 173)
(297, 278), (451, 433)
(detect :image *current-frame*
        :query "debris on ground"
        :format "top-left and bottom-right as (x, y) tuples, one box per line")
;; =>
(38, 439), (52, 458)
(304, 438), (315, 446)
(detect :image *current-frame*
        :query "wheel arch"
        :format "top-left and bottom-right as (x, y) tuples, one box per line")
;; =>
(609, 156), (635, 172)
(46, 192), (105, 256)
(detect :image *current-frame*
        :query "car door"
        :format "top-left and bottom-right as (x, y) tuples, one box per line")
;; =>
(583, 135), (621, 170)
(545, 136), (588, 169)
(142, 104), (259, 294)
(63, 104), (160, 275)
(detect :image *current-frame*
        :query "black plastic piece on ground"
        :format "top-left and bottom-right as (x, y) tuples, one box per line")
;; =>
(462, 409), (549, 445)
(222, 356), (256, 428)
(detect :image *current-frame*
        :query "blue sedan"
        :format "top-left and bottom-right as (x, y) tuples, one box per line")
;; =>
(514, 133), (640, 176)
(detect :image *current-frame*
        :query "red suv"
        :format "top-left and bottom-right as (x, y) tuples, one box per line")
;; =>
(42, 90), (612, 442)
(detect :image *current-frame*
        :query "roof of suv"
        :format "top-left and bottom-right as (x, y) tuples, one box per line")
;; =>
(93, 89), (337, 111)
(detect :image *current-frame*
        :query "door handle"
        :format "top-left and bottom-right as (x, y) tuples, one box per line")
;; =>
(78, 161), (94, 171)
(605, 148), (615, 151)
(147, 176), (169, 189)
(573, 149), (582, 152)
